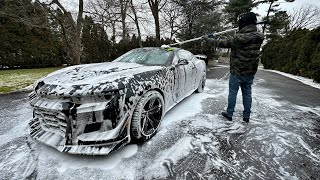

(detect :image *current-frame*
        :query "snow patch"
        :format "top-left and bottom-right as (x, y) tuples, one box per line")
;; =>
(161, 93), (214, 128)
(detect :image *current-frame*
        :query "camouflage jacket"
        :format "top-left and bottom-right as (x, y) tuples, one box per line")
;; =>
(213, 25), (264, 75)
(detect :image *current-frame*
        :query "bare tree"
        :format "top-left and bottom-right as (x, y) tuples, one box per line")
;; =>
(87, 0), (130, 42)
(119, 0), (130, 41)
(87, 0), (120, 44)
(289, 5), (320, 30)
(36, 0), (84, 65)
(148, 0), (167, 42)
(161, 0), (182, 40)
(128, 0), (142, 47)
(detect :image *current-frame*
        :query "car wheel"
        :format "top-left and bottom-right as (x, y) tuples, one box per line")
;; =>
(131, 90), (164, 142)
(195, 75), (206, 93)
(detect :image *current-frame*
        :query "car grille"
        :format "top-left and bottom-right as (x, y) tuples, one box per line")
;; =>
(34, 109), (68, 136)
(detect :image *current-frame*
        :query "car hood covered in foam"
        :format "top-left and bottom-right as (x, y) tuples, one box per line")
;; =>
(35, 62), (163, 96)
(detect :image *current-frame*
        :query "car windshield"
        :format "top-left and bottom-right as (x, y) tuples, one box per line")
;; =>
(113, 48), (172, 66)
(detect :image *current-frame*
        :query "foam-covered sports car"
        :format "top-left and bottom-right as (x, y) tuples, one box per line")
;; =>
(29, 47), (206, 155)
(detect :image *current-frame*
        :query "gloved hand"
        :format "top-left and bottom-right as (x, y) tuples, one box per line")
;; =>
(202, 35), (211, 41)
(202, 34), (215, 41)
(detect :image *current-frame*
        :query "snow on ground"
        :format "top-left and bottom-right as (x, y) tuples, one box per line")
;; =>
(0, 69), (320, 179)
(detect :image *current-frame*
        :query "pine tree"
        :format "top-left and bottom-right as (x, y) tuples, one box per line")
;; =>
(82, 16), (112, 63)
(0, 0), (62, 68)
(257, 0), (295, 33)
(266, 11), (290, 38)
(224, 0), (255, 26)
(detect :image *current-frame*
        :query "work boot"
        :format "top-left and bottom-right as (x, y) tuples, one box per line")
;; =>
(221, 112), (232, 121)
(243, 117), (250, 123)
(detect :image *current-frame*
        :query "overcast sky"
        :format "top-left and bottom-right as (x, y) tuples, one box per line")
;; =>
(61, 0), (320, 24)
(62, 0), (320, 16)
(58, 0), (320, 37)
(253, 0), (320, 17)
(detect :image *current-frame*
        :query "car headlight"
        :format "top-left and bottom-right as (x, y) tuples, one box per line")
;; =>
(73, 91), (121, 134)
(34, 80), (45, 91)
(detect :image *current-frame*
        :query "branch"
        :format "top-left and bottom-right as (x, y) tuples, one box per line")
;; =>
(289, 4), (320, 30)
(36, 0), (72, 51)
(159, 0), (168, 11)
(52, 0), (69, 15)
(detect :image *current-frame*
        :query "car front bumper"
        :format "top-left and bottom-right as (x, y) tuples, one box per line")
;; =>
(28, 92), (132, 155)
(29, 111), (131, 155)
(29, 126), (130, 155)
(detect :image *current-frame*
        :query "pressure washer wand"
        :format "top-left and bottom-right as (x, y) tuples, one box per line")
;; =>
(167, 28), (238, 47)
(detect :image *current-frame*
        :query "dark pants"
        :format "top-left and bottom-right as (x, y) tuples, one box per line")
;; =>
(227, 73), (254, 119)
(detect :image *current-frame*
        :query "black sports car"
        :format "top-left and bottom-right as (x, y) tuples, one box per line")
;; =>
(29, 47), (206, 155)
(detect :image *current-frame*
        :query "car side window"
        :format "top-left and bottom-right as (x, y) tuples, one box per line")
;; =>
(172, 54), (179, 65)
(177, 50), (194, 61)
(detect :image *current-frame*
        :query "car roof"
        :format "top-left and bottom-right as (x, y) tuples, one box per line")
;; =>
(133, 47), (182, 52)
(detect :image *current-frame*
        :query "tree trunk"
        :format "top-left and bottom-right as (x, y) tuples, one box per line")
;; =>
(111, 20), (116, 44)
(154, 10), (160, 41)
(120, 0), (129, 41)
(263, 0), (274, 34)
(170, 19), (174, 40)
(71, 40), (81, 65)
(74, 0), (83, 64)
(130, 0), (142, 47)
(148, 0), (160, 43)
(37, 0), (83, 65)
(187, 3), (193, 38)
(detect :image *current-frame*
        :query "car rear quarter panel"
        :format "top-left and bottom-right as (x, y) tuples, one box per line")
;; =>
(193, 58), (206, 84)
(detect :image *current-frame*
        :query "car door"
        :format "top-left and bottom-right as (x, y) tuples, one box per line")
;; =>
(177, 50), (197, 94)
(171, 54), (186, 102)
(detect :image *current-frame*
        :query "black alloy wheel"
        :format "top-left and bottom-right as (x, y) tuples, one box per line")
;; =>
(131, 90), (164, 142)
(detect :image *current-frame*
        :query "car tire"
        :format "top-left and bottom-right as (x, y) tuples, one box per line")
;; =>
(195, 75), (206, 93)
(131, 90), (164, 142)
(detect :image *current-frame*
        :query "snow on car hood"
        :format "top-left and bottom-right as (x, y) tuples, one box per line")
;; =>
(35, 62), (163, 96)
(44, 62), (162, 85)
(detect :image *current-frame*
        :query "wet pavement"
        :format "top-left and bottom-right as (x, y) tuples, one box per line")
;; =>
(0, 65), (319, 179)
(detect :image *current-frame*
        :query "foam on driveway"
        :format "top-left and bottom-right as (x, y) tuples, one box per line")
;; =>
(0, 71), (319, 179)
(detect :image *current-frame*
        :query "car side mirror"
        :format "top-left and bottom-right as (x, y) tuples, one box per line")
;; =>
(178, 59), (189, 65)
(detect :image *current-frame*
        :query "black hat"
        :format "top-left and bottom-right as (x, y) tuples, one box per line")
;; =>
(238, 12), (257, 30)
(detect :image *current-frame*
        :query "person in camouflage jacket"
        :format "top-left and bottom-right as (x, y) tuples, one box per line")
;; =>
(203, 12), (264, 123)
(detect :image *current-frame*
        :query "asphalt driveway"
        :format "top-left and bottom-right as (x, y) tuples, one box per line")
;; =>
(0, 65), (319, 180)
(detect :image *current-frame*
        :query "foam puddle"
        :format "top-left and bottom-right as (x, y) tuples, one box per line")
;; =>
(52, 144), (139, 173)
